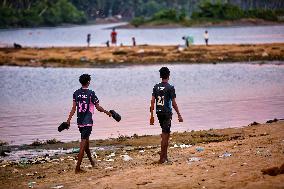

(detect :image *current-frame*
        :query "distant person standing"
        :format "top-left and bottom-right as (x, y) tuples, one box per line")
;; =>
(204, 30), (209, 46)
(87, 34), (91, 47)
(111, 28), (117, 46)
(106, 40), (110, 47)
(132, 37), (136, 46)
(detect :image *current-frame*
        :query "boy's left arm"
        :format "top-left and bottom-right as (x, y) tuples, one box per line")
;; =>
(95, 103), (112, 117)
(172, 98), (183, 122)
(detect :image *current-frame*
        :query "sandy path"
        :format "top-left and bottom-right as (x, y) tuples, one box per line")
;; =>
(1, 121), (283, 189)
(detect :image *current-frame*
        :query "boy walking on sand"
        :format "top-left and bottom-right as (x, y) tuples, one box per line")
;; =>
(150, 67), (183, 164)
(67, 74), (111, 173)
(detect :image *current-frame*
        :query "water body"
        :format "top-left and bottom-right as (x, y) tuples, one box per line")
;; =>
(0, 23), (284, 47)
(0, 62), (283, 145)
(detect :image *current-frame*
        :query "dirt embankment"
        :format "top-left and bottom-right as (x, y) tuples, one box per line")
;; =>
(0, 121), (284, 189)
(0, 43), (283, 67)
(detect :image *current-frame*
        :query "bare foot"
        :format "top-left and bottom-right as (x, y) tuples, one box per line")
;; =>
(91, 161), (96, 167)
(75, 169), (86, 174)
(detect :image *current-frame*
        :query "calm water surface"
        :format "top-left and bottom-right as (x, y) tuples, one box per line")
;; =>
(0, 23), (284, 47)
(0, 62), (283, 145)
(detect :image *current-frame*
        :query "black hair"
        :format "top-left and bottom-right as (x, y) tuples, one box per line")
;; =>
(159, 67), (170, 79)
(79, 74), (91, 86)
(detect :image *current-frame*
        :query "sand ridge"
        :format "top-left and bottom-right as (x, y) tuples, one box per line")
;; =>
(0, 43), (283, 67)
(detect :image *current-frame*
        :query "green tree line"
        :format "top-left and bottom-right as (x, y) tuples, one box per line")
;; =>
(1, 0), (283, 28)
(0, 0), (86, 28)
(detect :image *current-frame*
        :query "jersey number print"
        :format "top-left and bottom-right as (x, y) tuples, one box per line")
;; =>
(157, 96), (165, 106)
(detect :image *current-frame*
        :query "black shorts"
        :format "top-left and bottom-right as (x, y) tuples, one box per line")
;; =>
(79, 126), (92, 139)
(157, 113), (172, 133)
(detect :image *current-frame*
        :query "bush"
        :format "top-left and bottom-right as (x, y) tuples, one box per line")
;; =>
(223, 4), (244, 20)
(191, 1), (279, 22)
(131, 16), (146, 27)
(245, 9), (278, 21)
(20, 9), (43, 26)
(192, 1), (243, 20)
(152, 9), (178, 21)
(46, 138), (62, 144)
(30, 139), (45, 146)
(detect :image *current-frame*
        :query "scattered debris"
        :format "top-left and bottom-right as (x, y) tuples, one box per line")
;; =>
(219, 152), (232, 158)
(105, 166), (113, 170)
(188, 157), (202, 163)
(51, 185), (64, 189)
(136, 181), (152, 185)
(171, 144), (192, 149)
(121, 155), (133, 161)
(178, 46), (185, 52)
(37, 175), (46, 179)
(180, 144), (192, 148)
(28, 181), (36, 188)
(106, 152), (116, 158)
(196, 147), (204, 152)
(256, 148), (271, 157)
(26, 172), (37, 176)
(137, 49), (145, 53)
(262, 52), (268, 57)
(80, 56), (88, 62)
(84, 165), (93, 169)
(72, 148), (80, 153)
(105, 159), (114, 162)
(12, 168), (19, 173)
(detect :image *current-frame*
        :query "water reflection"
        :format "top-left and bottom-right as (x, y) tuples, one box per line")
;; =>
(0, 62), (283, 145)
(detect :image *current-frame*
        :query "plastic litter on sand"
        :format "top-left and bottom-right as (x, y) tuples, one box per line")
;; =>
(219, 152), (232, 158)
(121, 155), (133, 161)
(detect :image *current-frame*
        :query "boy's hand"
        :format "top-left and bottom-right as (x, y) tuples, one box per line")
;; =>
(178, 115), (183, 122)
(150, 116), (154, 125)
(106, 111), (112, 117)
(66, 120), (70, 129)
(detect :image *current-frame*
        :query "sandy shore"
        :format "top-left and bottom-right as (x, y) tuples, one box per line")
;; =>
(0, 43), (283, 67)
(0, 120), (284, 189)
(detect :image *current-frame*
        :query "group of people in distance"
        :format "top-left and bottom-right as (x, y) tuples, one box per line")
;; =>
(87, 28), (209, 48)
(183, 30), (209, 47)
(87, 28), (136, 47)
(66, 67), (183, 173)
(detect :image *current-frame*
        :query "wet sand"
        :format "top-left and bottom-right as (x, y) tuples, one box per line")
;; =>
(1, 121), (284, 189)
(0, 43), (283, 67)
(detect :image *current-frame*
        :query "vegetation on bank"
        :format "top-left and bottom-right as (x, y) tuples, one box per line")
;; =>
(0, 0), (86, 28)
(131, 1), (284, 27)
(0, 0), (283, 28)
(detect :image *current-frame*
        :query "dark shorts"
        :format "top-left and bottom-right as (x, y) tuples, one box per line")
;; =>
(79, 126), (92, 139)
(157, 113), (172, 133)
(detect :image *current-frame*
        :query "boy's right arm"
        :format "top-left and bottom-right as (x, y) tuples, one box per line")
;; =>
(67, 101), (76, 127)
(150, 96), (155, 125)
